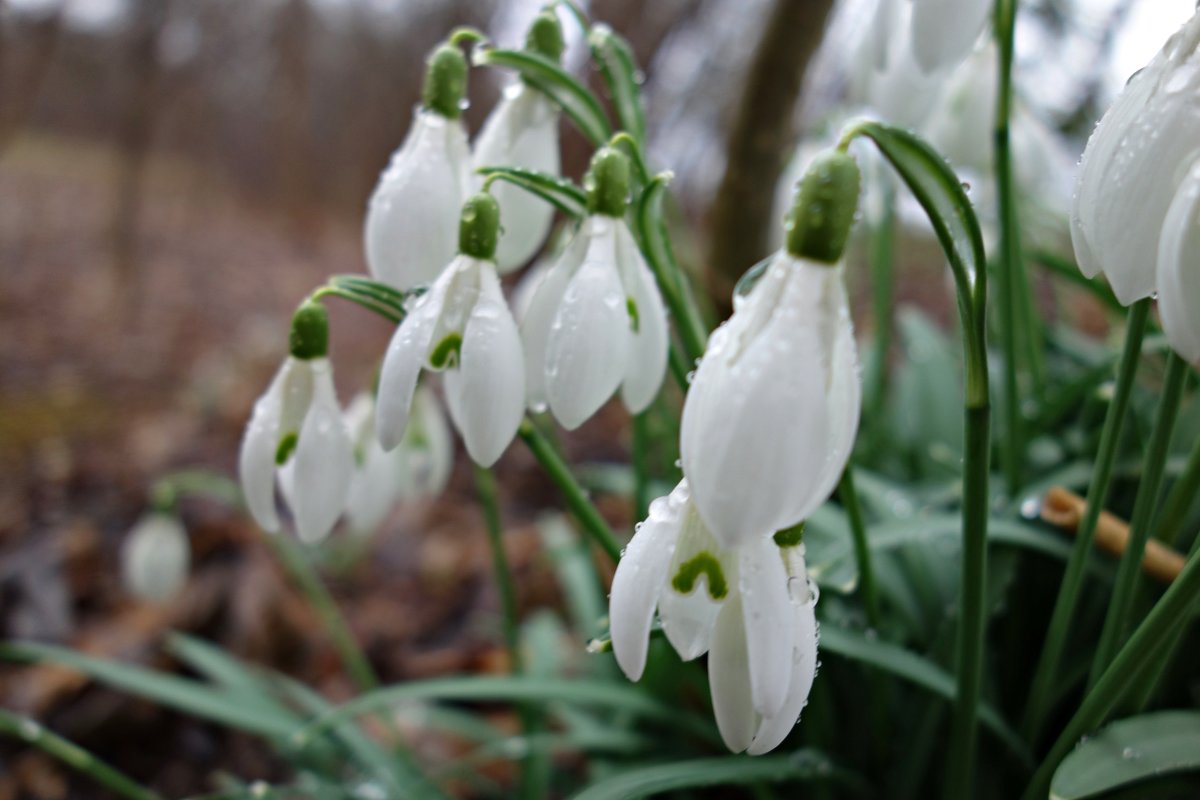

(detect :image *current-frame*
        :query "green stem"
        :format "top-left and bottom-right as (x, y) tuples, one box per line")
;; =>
(0, 710), (162, 800)
(1021, 299), (1150, 741)
(864, 183), (895, 433)
(1088, 352), (1190, 688)
(518, 418), (623, 562)
(1020, 547), (1200, 800)
(266, 534), (380, 692)
(993, 0), (1026, 495)
(311, 285), (404, 325)
(1130, 532), (1200, 711)
(839, 467), (881, 628)
(474, 465), (521, 667)
(1155, 425), (1200, 548)
(944, 403), (992, 800)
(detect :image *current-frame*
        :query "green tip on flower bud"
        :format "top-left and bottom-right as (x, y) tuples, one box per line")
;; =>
(289, 301), (329, 360)
(584, 147), (631, 217)
(525, 10), (564, 61)
(785, 150), (861, 264)
(422, 44), (468, 119)
(459, 192), (501, 260)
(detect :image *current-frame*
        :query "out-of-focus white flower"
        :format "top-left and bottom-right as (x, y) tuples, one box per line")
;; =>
(849, 0), (948, 128)
(365, 45), (472, 290)
(377, 194), (525, 467)
(1071, 10), (1200, 306)
(239, 303), (354, 544)
(681, 251), (860, 548)
(521, 148), (668, 429)
(609, 480), (819, 755)
(908, 0), (991, 74)
(1156, 156), (1200, 364)
(472, 82), (560, 272)
(121, 513), (189, 602)
(343, 385), (453, 537)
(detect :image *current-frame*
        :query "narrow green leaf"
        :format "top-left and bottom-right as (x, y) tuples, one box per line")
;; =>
(568, 751), (866, 800)
(587, 24), (646, 145)
(820, 625), (1032, 767)
(1050, 711), (1200, 800)
(0, 641), (296, 739)
(1030, 250), (1123, 314)
(165, 634), (302, 726)
(475, 48), (611, 145)
(476, 166), (588, 219)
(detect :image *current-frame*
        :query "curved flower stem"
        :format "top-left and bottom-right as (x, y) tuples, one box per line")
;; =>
(1020, 546), (1200, 800)
(1088, 351), (1190, 689)
(864, 183), (896, 444)
(518, 418), (623, 562)
(838, 467), (880, 629)
(1021, 298), (1149, 742)
(311, 285), (405, 325)
(0, 710), (162, 800)
(266, 533), (380, 692)
(994, 0), (1027, 495)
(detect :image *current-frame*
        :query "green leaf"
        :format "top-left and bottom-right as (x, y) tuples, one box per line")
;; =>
(819, 625), (1032, 767)
(165, 634), (301, 725)
(0, 641), (296, 739)
(567, 751), (865, 800)
(587, 24), (646, 145)
(474, 48), (611, 145)
(293, 675), (718, 747)
(1050, 711), (1200, 799)
(892, 309), (964, 477)
(1030, 249), (1123, 314)
(476, 166), (588, 219)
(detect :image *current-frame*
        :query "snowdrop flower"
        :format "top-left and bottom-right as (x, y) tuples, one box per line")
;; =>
(1071, 10), (1200, 307)
(1157, 157), (1200, 364)
(121, 513), (189, 602)
(521, 147), (668, 428)
(376, 193), (525, 467)
(472, 11), (563, 272)
(908, 0), (991, 74)
(239, 302), (354, 543)
(365, 42), (472, 290)
(609, 480), (820, 754)
(343, 385), (453, 537)
(682, 151), (861, 548)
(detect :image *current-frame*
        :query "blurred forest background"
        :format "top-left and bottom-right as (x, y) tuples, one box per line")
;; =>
(0, 0), (1192, 796)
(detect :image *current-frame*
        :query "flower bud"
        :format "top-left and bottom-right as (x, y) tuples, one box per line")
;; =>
(289, 301), (329, 360)
(121, 513), (189, 602)
(525, 10), (564, 62)
(459, 192), (501, 260)
(584, 147), (631, 217)
(422, 44), (468, 119)
(785, 150), (861, 264)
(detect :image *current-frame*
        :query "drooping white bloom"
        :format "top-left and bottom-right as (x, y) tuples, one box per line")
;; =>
(472, 82), (560, 272)
(609, 480), (820, 755)
(681, 252), (860, 549)
(121, 513), (189, 602)
(239, 356), (355, 543)
(1071, 10), (1200, 306)
(343, 385), (453, 537)
(521, 215), (669, 428)
(365, 109), (471, 290)
(1156, 156), (1200, 364)
(908, 0), (991, 74)
(376, 255), (525, 466)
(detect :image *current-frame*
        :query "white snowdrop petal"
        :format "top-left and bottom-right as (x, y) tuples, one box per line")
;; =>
(474, 86), (560, 272)
(708, 594), (757, 754)
(365, 112), (468, 289)
(910, 0), (990, 74)
(376, 268), (451, 450)
(681, 260), (838, 547)
(520, 235), (583, 411)
(659, 503), (727, 660)
(291, 362), (354, 543)
(122, 514), (189, 602)
(616, 224), (669, 413)
(738, 539), (796, 718)
(238, 367), (288, 533)
(1157, 157), (1200, 364)
(545, 226), (632, 429)
(346, 436), (402, 537)
(443, 264), (526, 466)
(405, 384), (454, 497)
(609, 487), (687, 681)
(747, 588), (820, 755)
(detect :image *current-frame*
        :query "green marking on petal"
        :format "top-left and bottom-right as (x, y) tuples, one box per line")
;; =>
(626, 296), (640, 333)
(275, 432), (299, 465)
(429, 332), (463, 369)
(773, 522), (805, 548)
(671, 552), (728, 600)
